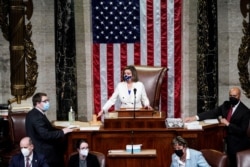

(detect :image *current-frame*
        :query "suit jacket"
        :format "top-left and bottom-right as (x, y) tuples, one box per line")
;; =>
(102, 81), (150, 111)
(25, 108), (65, 166)
(68, 153), (100, 167)
(170, 148), (210, 167)
(9, 151), (49, 167)
(198, 101), (250, 154)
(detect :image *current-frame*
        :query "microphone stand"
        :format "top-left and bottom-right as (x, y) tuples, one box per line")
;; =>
(131, 130), (134, 154)
(133, 88), (137, 119)
(132, 88), (136, 154)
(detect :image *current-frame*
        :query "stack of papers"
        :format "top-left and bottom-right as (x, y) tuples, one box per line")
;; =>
(80, 126), (100, 131)
(203, 119), (219, 124)
(53, 121), (101, 131)
(184, 121), (202, 129)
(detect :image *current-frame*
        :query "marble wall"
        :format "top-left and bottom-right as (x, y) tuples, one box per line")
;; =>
(0, 0), (248, 120)
(217, 0), (249, 106)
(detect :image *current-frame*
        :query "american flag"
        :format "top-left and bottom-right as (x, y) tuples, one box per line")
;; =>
(92, 0), (182, 118)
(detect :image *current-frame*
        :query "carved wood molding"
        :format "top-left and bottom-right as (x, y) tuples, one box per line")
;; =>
(238, 0), (250, 98)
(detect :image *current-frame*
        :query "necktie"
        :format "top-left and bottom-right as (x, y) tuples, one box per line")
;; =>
(26, 157), (30, 167)
(226, 107), (233, 122)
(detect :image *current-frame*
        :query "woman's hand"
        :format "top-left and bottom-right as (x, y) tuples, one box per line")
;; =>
(144, 106), (153, 110)
(183, 116), (197, 122)
(97, 110), (104, 118)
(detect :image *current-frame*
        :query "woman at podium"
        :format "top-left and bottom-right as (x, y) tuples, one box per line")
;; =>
(97, 65), (152, 118)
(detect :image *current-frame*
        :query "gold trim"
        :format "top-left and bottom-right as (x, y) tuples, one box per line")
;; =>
(11, 45), (24, 50)
(238, 20), (250, 98)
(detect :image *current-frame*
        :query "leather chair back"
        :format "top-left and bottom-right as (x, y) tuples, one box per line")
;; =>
(8, 111), (27, 145)
(91, 151), (105, 167)
(134, 65), (167, 111)
(237, 149), (250, 167)
(200, 149), (228, 167)
(0, 111), (27, 166)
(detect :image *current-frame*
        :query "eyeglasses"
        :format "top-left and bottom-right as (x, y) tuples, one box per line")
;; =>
(80, 147), (89, 150)
(41, 99), (49, 103)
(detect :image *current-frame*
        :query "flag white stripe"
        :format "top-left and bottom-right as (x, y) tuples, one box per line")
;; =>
(100, 44), (108, 108)
(140, 0), (147, 65)
(167, 0), (175, 117)
(113, 44), (121, 109)
(127, 44), (134, 65)
(154, 0), (161, 66)
(113, 44), (121, 84)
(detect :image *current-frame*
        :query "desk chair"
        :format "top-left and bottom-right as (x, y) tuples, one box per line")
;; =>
(134, 65), (167, 111)
(236, 149), (250, 167)
(0, 111), (27, 166)
(91, 151), (105, 167)
(200, 149), (228, 167)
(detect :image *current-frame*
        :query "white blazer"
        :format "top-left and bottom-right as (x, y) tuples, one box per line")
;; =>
(102, 81), (150, 112)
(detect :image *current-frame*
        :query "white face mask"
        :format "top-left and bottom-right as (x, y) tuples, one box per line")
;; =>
(21, 148), (30, 157)
(80, 148), (89, 156)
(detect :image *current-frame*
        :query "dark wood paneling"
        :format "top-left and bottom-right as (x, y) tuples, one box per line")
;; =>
(65, 124), (224, 167)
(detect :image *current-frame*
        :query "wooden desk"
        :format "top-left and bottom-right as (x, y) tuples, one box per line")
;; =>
(115, 109), (161, 117)
(65, 123), (225, 167)
(107, 149), (157, 166)
(104, 110), (166, 128)
(108, 149), (156, 157)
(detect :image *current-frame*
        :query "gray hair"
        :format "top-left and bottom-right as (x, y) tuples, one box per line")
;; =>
(172, 136), (188, 147)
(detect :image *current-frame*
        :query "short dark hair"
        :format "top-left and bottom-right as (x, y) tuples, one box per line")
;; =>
(172, 136), (188, 147)
(32, 92), (47, 106)
(76, 139), (88, 149)
(122, 65), (138, 82)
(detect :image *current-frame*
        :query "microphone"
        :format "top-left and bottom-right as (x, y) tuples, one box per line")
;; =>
(133, 88), (137, 118)
(133, 88), (137, 95)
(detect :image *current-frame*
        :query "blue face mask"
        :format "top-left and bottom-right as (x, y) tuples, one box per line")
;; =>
(43, 102), (50, 112)
(124, 75), (132, 82)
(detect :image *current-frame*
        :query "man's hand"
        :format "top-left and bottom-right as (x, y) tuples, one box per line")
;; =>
(183, 116), (197, 122)
(62, 128), (73, 134)
(219, 118), (230, 126)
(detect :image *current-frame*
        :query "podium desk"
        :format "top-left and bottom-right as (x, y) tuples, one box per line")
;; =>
(104, 110), (166, 128)
(108, 149), (156, 157)
(115, 109), (163, 117)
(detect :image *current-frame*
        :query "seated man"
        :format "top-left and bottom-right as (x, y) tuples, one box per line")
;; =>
(9, 136), (49, 167)
(68, 139), (100, 167)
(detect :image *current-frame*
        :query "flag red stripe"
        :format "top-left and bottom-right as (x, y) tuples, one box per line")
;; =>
(160, 0), (168, 113)
(121, 43), (127, 72)
(107, 44), (114, 111)
(174, 0), (182, 117)
(134, 43), (140, 65)
(147, 0), (154, 66)
(93, 44), (101, 114)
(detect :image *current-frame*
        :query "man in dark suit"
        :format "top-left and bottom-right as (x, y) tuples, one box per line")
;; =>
(185, 87), (250, 167)
(9, 137), (49, 167)
(25, 92), (73, 167)
(68, 139), (100, 167)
